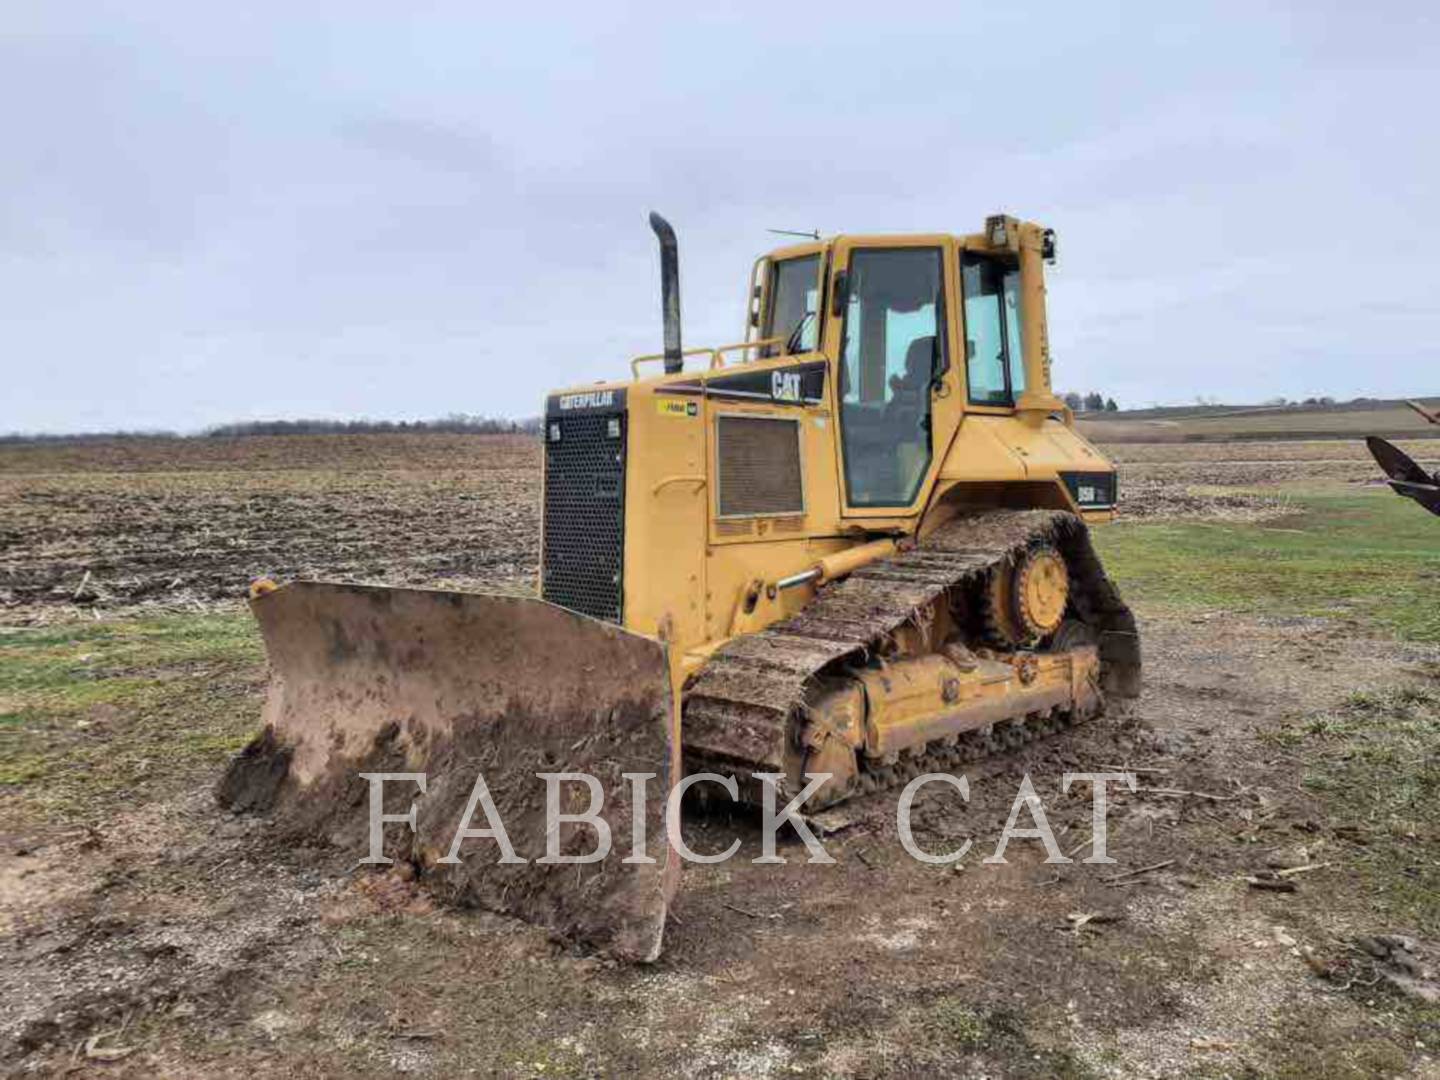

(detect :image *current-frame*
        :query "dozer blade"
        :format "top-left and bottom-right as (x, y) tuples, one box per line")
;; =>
(1366, 436), (1440, 517)
(218, 582), (681, 962)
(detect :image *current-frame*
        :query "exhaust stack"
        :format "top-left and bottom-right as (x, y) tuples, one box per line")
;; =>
(648, 211), (683, 373)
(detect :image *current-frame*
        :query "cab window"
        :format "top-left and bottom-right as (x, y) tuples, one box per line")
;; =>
(838, 247), (945, 507)
(762, 255), (820, 356)
(961, 253), (1026, 405)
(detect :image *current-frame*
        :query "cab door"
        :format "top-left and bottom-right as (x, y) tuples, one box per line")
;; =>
(822, 236), (962, 520)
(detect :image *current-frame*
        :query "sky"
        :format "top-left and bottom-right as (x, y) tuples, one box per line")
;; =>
(3, 2), (1437, 433)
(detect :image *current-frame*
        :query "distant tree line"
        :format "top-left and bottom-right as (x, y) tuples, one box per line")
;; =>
(0, 414), (542, 443)
(1061, 391), (1118, 413)
(1261, 396), (1338, 408)
(0, 429), (182, 444)
(204, 413), (542, 437)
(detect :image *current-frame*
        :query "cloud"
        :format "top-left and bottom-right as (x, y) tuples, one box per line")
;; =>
(2, 3), (1437, 432)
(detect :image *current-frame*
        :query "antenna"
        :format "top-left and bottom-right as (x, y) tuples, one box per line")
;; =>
(766, 228), (821, 241)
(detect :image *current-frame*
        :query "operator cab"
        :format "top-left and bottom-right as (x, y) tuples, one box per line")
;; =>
(748, 218), (1065, 519)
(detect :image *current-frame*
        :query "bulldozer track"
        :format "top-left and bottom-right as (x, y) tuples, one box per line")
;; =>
(681, 509), (1140, 805)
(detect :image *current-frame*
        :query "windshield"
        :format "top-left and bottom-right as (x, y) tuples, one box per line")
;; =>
(762, 255), (820, 356)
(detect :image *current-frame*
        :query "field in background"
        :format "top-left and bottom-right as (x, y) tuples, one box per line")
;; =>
(0, 434), (539, 623)
(1079, 397), (1440, 442)
(2, 430), (1437, 625)
(1106, 436), (1439, 521)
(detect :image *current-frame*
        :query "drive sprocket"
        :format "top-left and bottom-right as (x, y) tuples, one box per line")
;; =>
(1014, 544), (1069, 640)
(983, 544), (1070, 645)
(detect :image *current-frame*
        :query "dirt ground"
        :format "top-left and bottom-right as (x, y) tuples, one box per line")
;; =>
(4, 434), (1436, 625)
(3, 433), (1438, 1077)
(3, 612), (1437, 1077)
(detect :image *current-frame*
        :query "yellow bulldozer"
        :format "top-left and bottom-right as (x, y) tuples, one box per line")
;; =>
(220, 213), (1140, 961)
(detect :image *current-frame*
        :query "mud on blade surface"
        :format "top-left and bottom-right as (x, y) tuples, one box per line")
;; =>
(218, 582), (681, 962)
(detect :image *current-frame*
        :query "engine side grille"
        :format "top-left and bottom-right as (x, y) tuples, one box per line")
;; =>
(542, 411), (626, 623)
(716, 415), (804, 518)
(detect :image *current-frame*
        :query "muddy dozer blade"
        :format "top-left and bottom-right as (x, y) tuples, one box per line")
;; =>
(1366, 436), (1440, 516)
(218, 582), (681, 962)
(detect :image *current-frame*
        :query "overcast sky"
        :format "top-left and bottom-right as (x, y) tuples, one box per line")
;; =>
(4, 3), (1436, 433)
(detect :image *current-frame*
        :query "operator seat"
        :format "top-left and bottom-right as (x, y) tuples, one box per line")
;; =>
(888, 335), (935, 428)
(874, 334), (934, 498)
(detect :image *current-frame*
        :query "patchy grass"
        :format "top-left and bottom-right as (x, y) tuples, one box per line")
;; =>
(1263, 684), (1440, 935)
(920, 995), (990, 1048)
(0, 614), (264, 823)
(865, 995), (1100, 1078)
(1243, 1003), (1439, 1080)
(1096, 487), (1440, 642)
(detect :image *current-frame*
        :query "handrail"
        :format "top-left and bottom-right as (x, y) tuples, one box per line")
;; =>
(710, 337), (786, 369)
(651, 474), (707, 495)
(629, 337), (790, 379)
(630, 346), (715, 380)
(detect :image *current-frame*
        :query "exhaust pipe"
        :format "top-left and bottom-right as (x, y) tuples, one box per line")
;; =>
(648, 211), (683, 373)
